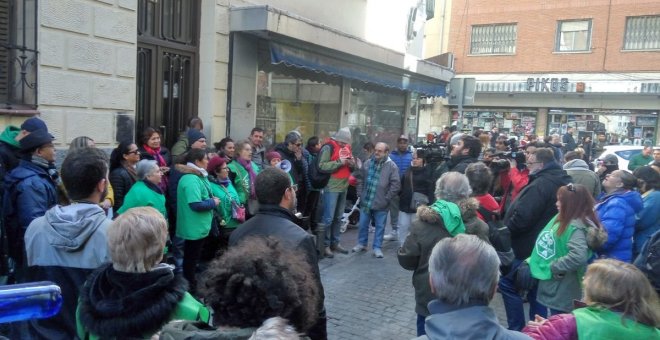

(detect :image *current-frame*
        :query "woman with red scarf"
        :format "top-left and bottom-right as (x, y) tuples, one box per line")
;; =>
(138, 127), (172, 192)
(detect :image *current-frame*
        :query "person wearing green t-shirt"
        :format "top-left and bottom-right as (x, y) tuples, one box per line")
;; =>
(176, 149), (219, 292)
(523, 259), (659, 339)
(528, 184), (606, 314)
(628, 146), (654, 171)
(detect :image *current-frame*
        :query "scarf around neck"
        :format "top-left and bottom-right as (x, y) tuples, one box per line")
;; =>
(429, 199), (465, 236)
(237, 158), (257, 198)
(122, 161), (138, 181)
(143, 144), (166, 167)
(186, 162), (208, 177)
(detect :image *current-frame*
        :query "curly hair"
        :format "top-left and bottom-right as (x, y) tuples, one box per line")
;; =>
(199, 237), (320, 332)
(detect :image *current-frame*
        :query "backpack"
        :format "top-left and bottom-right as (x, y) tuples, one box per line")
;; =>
(634, 230), (660, 293)
(477, 205), (512, 255)
(309, 143), (335, 189)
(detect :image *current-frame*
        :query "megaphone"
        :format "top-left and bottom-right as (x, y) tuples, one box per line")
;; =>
(279, 159), (292, 173)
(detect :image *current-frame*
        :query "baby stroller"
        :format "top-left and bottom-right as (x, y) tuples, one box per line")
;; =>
(340, 176), (360, 233)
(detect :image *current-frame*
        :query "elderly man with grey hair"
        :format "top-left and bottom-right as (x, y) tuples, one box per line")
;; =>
(414, 234), (531, 340)
(399, 171), (488, 336)
(274, 131), (308, 212)
(116, 159), (167, 218)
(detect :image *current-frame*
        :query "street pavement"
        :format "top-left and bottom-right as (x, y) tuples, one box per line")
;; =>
(319, 225), (512, 340)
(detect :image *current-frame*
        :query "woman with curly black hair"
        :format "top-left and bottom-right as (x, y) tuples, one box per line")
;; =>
(160, 236), (320, 339)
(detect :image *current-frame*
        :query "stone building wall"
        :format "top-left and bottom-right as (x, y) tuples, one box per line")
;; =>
(38, 0), (137, 147)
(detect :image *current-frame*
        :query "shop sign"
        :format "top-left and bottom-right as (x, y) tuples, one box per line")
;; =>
(527, 77), (569, 92)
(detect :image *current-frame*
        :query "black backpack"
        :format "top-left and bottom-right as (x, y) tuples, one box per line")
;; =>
(309, 143), (335, 189)
(477, 205), (512, 254)
(634, 230), (660, 294)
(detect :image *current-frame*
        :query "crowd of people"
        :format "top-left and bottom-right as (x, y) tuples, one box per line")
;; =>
(0, 116), (659, 339)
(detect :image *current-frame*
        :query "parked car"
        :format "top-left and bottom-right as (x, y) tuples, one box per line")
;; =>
(593, 145), (644, 171)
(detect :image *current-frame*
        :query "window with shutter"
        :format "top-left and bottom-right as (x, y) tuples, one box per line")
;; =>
(470, 23), (517, 55)
(0, 0), (9, 103)
(624, 16), (660, 50)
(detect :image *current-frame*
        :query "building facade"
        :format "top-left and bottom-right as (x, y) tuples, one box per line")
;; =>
(1, 0), (452, 151)
(441, 0), (660, 146)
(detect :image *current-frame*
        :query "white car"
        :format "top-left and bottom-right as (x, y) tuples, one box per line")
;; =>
(593, 145), (645, 171)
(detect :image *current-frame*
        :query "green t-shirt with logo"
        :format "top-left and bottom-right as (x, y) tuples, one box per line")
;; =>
(529, 215), (577, 280)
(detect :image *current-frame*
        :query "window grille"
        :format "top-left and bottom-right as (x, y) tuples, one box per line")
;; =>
(624, 15), (660, 50)
(470, 24), (517, 55)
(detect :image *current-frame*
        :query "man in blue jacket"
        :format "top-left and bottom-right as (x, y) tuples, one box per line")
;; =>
(2, 129), (58, 281)
(384, 135), (412, 241)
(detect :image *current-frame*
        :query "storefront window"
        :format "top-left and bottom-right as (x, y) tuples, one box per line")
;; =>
(348, 88), (406, 150)
(548, 110), (657, 147)
(256, 71), (341, 146)
(452, 110), (537, 136)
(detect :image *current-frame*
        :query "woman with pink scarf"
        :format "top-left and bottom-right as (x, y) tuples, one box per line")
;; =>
(138, 127), (172, 192)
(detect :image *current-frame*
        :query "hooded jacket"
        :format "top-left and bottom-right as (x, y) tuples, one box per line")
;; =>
(504, 162), (572, 260)
(24, 203), (111, 340)
(415, 300), (532, 340)
(0, 126), (21, 194)
(635, 190), (660, 255)
(456, 197), (490, 242)
(563, 159), (601, 198)
(596, 190), (644, 262)
(274, 142), (306, 188)
(398, 205), (451, 316)
(76, 263), (209, 339)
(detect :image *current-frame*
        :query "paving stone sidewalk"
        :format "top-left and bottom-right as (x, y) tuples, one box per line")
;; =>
(319, 226), (514, 340)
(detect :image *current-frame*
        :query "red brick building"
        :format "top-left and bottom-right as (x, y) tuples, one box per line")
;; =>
(443, 0), (660, 146)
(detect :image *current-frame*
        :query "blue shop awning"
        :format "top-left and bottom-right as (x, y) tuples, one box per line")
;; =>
(270, 42), (446, 97)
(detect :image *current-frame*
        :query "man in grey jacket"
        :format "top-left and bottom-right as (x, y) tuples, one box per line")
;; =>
(415, 234), (531, 340)
(23, 148), (111, 339)
(352, 142), (400, 258)
(563, 151), (601, 198)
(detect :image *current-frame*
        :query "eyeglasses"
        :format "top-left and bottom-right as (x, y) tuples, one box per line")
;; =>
(127, 150), (139, 155)
(566, 183), (576, 192)
(294, 143), (302, 147)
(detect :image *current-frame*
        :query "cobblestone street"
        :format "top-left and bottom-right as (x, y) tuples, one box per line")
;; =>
(319, 226), (512, 340)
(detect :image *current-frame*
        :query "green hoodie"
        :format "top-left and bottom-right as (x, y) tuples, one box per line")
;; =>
(0, 126), (20, 148)
(429, 199), (465, 236)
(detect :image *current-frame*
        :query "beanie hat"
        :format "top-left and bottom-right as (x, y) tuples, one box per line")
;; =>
(207, 155), (227, 173)
(601, 154), (618, 166)
(266, 151), (282, 163)
(21, 117), (48, 133)
(20, 129), (55, 151)
(187, 128), (205, 144)
(332, 127), (352, 144)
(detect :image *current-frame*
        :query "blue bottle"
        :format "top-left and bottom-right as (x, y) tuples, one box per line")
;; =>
(0, 281), (62, 323)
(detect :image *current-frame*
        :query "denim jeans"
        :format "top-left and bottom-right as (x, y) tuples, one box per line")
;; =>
(398, 212), (415, 247)
(498, 258), (547, 331)
(387, 195), (400, 232)
(358, 209), (388, 250)
(322, 190), (347, 247)
(416, 314), (426, 336)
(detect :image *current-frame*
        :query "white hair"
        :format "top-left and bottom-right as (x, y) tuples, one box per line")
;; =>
(435, 171), (472, 202)
(249, 317), (300, 340)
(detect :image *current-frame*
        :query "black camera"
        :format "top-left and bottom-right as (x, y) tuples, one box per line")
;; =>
(414, 142), (448, 164)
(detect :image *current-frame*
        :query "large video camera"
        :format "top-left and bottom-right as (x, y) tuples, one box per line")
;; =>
(495, 137), (521, 160)
(414, 142), (448, 164)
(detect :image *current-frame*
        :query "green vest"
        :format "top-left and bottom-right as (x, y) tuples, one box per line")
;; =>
(574, 306), (660, 339)
(76, 292), (210, 340)
(227, 160), (260, 204)
(176, 174), (213, 240)
(209, 180), (241, 229)
(529, 215), (580, 280)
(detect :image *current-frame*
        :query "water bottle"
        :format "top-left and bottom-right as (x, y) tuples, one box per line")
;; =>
(0, 281), (62, 323)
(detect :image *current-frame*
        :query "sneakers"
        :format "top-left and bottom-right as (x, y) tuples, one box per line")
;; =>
(384, 231), (399, 241)
(324, 247), (334, 258)
(373, 248), (384, 258)
(331, 244), (349, 254)
(352, 244), (367, 253)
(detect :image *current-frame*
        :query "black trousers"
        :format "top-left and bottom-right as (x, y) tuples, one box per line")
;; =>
(183, 238), (205, 292)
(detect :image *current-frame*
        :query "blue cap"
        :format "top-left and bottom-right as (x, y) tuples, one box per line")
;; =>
(20, 117), (48, 133)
